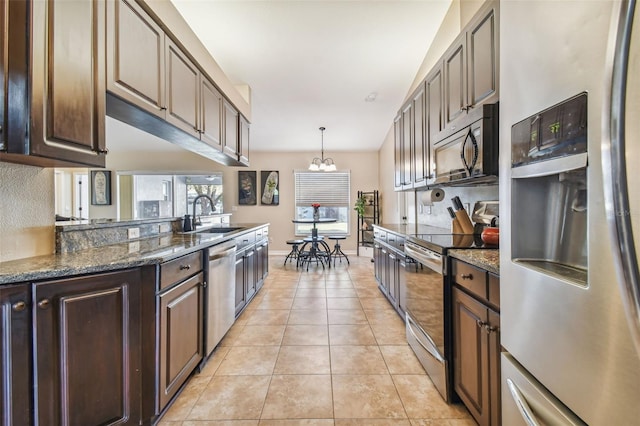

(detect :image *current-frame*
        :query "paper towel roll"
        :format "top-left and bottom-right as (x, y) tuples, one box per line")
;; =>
(420, 189), (445, 205)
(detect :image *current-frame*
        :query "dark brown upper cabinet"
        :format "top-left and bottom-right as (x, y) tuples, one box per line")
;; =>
(412, 83), (428, 188)
(443, 1), (499, 133)
(1, 0), (107, 167)
(401, 102), (413, 190)
(106, 0), (248, 166)
(393, 0), (498, 190)
(239, 114), (250, 166)
(165, 38), (201, 138)
(0, 0), (6, 153)
(107, 0), (165, 118)
(393, 113), (403, 191)
(200, 77), (224, 150)
(223, 99), (239, 158)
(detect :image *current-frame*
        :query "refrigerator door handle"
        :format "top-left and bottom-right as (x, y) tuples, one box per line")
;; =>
(506, 378), (542, 426)
(604, 0), (640, 355)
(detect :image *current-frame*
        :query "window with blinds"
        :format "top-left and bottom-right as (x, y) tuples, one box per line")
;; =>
(294, 171), (351, 236)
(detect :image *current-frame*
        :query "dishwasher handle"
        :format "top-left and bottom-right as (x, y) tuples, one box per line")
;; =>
(208, 243), (237, 262)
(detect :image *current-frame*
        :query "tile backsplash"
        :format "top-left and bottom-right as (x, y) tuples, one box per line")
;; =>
(413, 185), (499, 231)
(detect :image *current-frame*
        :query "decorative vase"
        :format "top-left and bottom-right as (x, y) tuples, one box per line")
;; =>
(313, 207), (320, 221)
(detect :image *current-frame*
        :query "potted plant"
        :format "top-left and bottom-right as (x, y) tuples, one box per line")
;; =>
(354, 195), (366, 217)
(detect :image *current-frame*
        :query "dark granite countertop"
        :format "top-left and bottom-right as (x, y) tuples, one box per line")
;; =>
(0, 223), (267, 285)
(373, 223), (451, 235)
(448, 249), (500, 275)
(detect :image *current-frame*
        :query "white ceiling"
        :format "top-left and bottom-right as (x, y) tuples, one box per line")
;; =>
(168, 0), (452, 153)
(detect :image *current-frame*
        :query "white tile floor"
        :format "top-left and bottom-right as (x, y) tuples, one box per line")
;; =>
(157, 255), (474, 426)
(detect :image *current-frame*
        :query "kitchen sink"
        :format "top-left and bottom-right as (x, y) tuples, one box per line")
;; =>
(198, 227), (243, 234)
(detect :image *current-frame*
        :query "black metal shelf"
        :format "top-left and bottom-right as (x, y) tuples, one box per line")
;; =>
(357, 190), (379, 256)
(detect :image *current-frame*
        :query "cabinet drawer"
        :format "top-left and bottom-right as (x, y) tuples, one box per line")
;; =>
(452, 260), (487, 300)
(255, 227), (268, 240)
(235, 231), (256, 250)
(386, 232), (398, 246)
(373, 228), (387, 242)
(488, 273), (500, 309)
(160, 251), (202, 290)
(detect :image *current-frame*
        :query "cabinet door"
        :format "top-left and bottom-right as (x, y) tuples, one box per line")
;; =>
(374, 244), (383, 283)
(107, 0), (165, 117)
(0, 0), (6, 152)
(235, 255), (246, 316)
(444, 33), (467, 129)
(223, 100), (239, 159)
(412, 84), (427, 187)
(255, 241), (268, 290)
(165, 38), (200, 138)
(401, 102), (413, 189)
(467, 2), (499, 110)
(488, 309), (501, 426)
(393, 113), (403, 191)
(245, 247), (257, 302)
(0, 285), (31, 426)
(158, 273), (203, 410)
(387, 251), (399, 307)
(380, 246), (390, 296)
(34, 269), (142, 426)
(200, 77), (223, 150)
(29, 0), (106, 167)
(452, 287), (489, 426)
(239, 114), (250, 166)
(426, 66), (444, 177)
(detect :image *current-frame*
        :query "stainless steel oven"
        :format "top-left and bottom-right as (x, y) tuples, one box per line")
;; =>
(403, 240), (451, 402)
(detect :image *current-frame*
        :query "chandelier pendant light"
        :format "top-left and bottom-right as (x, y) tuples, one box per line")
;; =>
(309, 126), (336, 171)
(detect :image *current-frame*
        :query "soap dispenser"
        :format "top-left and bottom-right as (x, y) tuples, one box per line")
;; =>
(182, 214), (193, 232)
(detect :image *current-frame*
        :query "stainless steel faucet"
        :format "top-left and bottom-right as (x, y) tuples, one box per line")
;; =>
(192, 194), (215, 230)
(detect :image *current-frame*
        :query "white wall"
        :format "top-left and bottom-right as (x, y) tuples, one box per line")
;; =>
(0, 163), (55, 261)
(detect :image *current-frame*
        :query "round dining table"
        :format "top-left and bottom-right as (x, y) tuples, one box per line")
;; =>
(291, 218), (337, 269)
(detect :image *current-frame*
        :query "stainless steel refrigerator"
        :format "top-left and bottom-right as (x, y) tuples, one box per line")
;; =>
(500, 1), (640, 424)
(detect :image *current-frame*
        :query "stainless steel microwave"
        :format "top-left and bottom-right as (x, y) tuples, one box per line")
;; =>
(432, 103), (499, 185)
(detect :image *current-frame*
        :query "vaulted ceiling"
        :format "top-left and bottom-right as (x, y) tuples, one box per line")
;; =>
(169, 0), (452, 153)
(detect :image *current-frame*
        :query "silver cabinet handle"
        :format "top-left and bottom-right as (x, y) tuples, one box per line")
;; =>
(461, 273), (473, 280)
(506, 378), (541, 426)
(37, 299), (50, 309)
(12, 301), (26, 312)
(603, 0), (640, 356)
(179, 264), (191, 270)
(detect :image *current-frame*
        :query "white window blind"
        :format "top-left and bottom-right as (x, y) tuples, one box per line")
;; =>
(294, 171), (351, 236)
(295, 171), (350, 207)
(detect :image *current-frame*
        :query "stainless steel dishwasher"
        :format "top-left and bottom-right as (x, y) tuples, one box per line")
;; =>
(204, 240), (237, 357)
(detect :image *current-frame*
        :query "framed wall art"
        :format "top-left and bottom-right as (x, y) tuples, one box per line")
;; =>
(260, 171), (279, 205)
(91, 170), (111, 205)
(238, 171), (257, 205)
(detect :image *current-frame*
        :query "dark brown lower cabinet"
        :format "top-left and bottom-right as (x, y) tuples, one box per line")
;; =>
(0, 284), (31, 425)
(452, 286), (501, 426)
(158, 272), (204, 410)
(34, 269), (142, 425)
(235, 254), (247, 316)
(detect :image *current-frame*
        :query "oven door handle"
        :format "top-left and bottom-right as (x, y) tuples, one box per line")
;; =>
(406, 313), (445, 363)
(405, 244), (442, 272)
